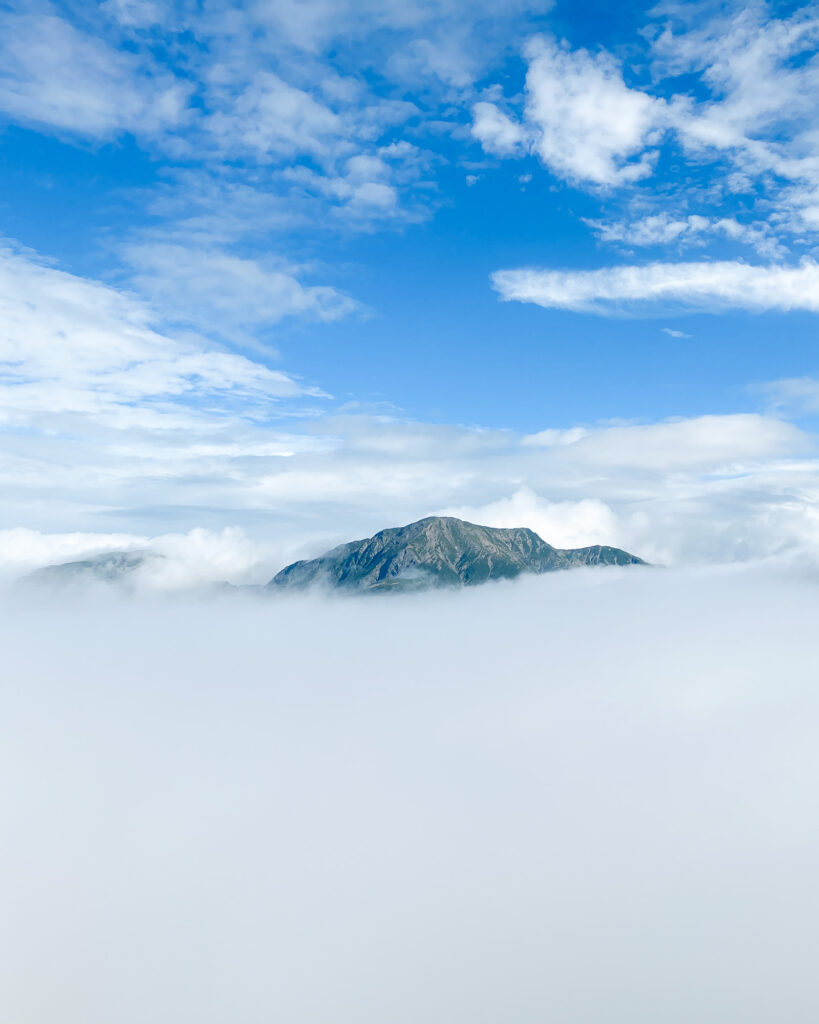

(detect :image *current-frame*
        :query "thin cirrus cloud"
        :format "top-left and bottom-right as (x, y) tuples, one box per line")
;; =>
(491, 260), (819, 316)
(122, 243), (360, 343)
(0, 243), (323, 431)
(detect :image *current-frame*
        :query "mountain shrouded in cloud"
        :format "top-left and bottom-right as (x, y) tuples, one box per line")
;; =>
(21, 516), (644, 593)
(5, 2), (819, 1021)
(269, 515), (644, 591)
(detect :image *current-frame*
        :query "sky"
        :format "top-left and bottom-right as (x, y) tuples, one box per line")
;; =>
(2, 0), (819, 577)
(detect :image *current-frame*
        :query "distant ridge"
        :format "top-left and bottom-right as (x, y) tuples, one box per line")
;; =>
(23, 550), (152, 587)
(268, 516), (645, 592)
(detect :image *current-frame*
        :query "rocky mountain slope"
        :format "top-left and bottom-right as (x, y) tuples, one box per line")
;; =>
(269, 516), (645, 592)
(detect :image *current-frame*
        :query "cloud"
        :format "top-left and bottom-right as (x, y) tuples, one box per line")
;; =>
(123, 243), (359, 341)
(0, 243), (338, 532)
(471, 100), (527, 156)
(472, 5), (819, 262)
(491, 260), (819, 315)
(222, 0), (554, 75)
(205, 71), (344, 159)
(586, 214), (786, 259)
(0, 244), (316, 421)
(472, 36), (666, 185)
(521, 36), (666, 186)
(757, 375), (819, 413)
(5, 566), (819, 1022)
(0, 10), (190, 139)
(662, 327), (691, 338)
(652, 2), (819, 163)
(0, 525), (286, 590)
(441, 488), (620, 549)
(3, 380), (817, 574)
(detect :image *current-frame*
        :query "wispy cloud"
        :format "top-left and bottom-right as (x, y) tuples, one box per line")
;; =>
(756, 375), (819, 414)
(492, 260), (819, 315)
(0, 10), (190, 140)
(122, 243), (359, 344)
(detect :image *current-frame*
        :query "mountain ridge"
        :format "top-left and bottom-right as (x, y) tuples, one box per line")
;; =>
(268, 515), (645, 592)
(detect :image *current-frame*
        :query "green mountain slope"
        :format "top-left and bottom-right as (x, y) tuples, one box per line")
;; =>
(269, 516), (645, 592)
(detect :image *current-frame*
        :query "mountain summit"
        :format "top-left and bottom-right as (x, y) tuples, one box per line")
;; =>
(268, 516), (645, 592)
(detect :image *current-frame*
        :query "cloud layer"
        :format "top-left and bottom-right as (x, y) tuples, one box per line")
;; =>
(4, 568), (819, 1023)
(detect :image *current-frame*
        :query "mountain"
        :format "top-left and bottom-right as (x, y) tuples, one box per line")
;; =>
(268, 516), (645, 592)
(23, 550), (153, 587)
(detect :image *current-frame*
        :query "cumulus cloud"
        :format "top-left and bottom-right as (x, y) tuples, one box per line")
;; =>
(441, 488), (620, 550)
(472, 36), (665, 185)
(472, 5), (819, 262)
(522, 36), (666, 186)
(4, 568), (819, 1022)
(491, 260), (819, 315)
(471, 100), (527, 155)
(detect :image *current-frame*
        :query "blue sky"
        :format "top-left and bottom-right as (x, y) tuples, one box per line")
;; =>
(2, 0), (819, 577)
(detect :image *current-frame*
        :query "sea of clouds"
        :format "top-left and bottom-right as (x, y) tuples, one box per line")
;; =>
(3, 564), (819, 1023)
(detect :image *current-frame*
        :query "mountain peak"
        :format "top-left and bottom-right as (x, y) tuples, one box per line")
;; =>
(269, 515), (645, 592)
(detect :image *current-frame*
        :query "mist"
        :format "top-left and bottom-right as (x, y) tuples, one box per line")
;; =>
(3, 566), (819, 1023)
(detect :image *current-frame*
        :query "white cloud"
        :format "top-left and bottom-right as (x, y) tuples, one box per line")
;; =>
(757, 375), (819, 413)
(123, 243), (359, 340)
(5, 567), (819, 1022)
(492, 260), (819, 315)
(0, 10), (189, 139)
(662, 327), (691, 338)
(653, 4), (819, 160)
(471, 6), (819, 260)
(441, 488), (621, 549)
(227, 0), (554, 74)
(587, 213), (786, 259)
(1, 392), (819, 572)
(471, 101), (526, 156)
(472, 35), (667, 186)
(0, 528), (148, 573)
(204, 71), (347, 160)
(522, 36), (666, 186)
(0, 242), (337, 533)
(523, 413), (805, 470)
(0, 245), (314, 421)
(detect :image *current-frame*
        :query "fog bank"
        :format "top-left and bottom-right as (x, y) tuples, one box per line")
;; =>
(3, 566), (819, 1023)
